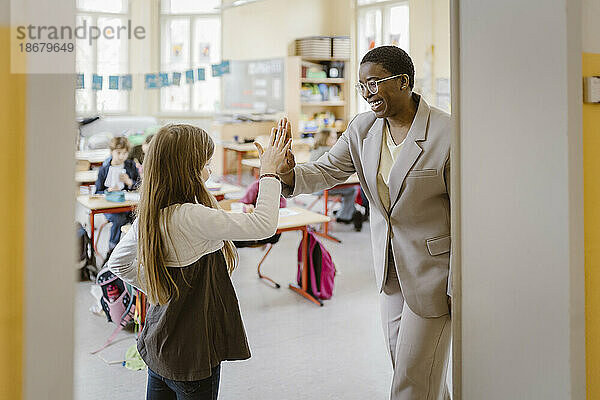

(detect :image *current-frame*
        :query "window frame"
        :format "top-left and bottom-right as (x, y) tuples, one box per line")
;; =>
(75, 4), (131, 116)
(355, 0), (410, 113)
(158, 5), (222, 117)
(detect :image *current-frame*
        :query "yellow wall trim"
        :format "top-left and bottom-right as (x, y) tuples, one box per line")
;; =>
(0, 27), (25, 399)
(584, 52), (600, 400)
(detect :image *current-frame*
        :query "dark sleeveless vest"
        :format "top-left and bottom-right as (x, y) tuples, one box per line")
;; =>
(138, 250), (250, 381)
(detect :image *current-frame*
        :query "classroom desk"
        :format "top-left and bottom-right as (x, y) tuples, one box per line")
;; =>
(76, 149), (111, 166)
(75, 169), (98, 186)
(124, 206), (330, 308)
(77, 194), (139, 255)
(258, 207), (330, 306)
(207, 182), (244, 199)
(220, 142), (257, 185)
(316, 173), (361, 243)
(80, 185), (242, 255)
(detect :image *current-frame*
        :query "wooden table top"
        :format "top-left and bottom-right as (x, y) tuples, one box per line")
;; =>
(241, 152), (311, 170)
(277, 207), (330, 229)
(75, 149), (110, 164)
(241, 158), (261, 169)
(122, 207), (329, 235)
(75, 169), (98, 184)
(207, 182), (244, 197)
(220, 142), (258, 152)
(77, 194), (139, 211)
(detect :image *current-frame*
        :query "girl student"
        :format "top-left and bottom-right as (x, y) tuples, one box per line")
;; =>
(106, 123), (291, 400)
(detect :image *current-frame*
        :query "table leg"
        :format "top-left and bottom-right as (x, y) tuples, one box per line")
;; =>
(237, 151), (242, 185)
(140, 292), (146, 329)
(323, 189), (329, 234)
(223, 148), (228, 181)
(288, 227), (323, 306)
(314, 189), (342, 243)
(90, 210), (97, 254)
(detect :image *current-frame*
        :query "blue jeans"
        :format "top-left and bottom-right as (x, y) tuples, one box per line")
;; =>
(147, 366), (220, 400)
(105, 212), (133, 250)
(317, 187), (357, 220)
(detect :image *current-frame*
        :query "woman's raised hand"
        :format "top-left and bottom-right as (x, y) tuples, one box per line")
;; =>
(276, 117), (296, 176)
(254, 123), (292, 176)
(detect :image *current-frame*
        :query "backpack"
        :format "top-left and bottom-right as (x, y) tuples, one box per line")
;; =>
(77, 222), (97, 281)
(297, 231), (336, 300)
(91, 266), (136, 354)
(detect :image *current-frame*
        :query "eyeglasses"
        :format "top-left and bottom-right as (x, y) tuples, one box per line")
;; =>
(355, 74), (408, 96)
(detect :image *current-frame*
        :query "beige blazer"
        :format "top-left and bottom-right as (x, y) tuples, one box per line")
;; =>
(284, 96), (451, 317)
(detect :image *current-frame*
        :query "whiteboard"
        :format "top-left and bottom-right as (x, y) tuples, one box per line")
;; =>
(222, 58), (285, 113)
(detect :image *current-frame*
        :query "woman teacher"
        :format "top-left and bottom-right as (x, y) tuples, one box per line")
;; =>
(277, 46), (451, 400)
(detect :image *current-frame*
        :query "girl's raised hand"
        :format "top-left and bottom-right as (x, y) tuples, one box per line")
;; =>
(254, 125), (292, 176)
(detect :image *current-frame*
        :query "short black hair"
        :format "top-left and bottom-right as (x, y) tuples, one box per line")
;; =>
(360, 46), (415, 89)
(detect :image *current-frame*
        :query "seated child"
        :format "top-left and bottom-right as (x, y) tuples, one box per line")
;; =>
(240, 179), (287, 209)
(95, 137), (140, 251)
(311, 128), (362, 231)
(130, 134), (154, 177)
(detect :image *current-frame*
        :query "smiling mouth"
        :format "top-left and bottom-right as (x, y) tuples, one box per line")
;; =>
(369, 99), (384, 111)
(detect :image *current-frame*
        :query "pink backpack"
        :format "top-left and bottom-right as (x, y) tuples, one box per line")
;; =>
(297, 231), (336, 300)
(91, 266), (136, 354)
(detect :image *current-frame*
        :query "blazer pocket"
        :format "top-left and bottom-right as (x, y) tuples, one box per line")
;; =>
(407, 168), (438, 177)
(426, 235), (451, 256)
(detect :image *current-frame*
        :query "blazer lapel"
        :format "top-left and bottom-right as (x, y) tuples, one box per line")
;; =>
(388, 97), (431, 210)
(362, 118), (387, 213)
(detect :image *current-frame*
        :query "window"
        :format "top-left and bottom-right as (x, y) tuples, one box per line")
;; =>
(160, 1), (221, 113)
(356, 1), (409, 112)
(75, 0), (129, 115)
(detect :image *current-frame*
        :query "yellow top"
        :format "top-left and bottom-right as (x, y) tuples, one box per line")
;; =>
(377, 121), (405, 210)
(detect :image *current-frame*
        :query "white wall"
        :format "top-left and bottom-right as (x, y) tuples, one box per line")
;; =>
(583, 0), (600, 53)
(457, 0), (585, 399)
(25, 74), (76, 400)
(222, 0), (332, 60)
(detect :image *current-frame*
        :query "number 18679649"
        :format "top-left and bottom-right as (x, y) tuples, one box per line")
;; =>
(19, 42), (74, 52)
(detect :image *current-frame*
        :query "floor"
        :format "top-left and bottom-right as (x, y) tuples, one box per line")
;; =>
(74, 188), (393, 400)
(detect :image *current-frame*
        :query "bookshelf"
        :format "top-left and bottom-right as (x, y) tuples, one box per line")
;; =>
(285, 56), (350, 138)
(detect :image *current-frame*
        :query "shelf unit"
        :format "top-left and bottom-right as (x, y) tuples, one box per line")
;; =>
(301, 78), (345, 84)
(301, 101), (346, 106)
(284, 56), (350, 138)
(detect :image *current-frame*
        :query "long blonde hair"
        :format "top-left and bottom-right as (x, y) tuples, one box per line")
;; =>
(137, 124), (238, 305)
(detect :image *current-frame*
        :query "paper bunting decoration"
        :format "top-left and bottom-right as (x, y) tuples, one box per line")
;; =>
(145, 74), (158, 89)
(109, 76), (119, 90)
(172, 72), (181, 86)
(76, 74), (84, 89)
(185, 69), (194, 84)
(197, 68), (206, 81)
(159, 73), (169, 87)
(121, 75), (132, 90)
(77, 62), (230, 91)
(221, 61), (230, 74)
(92, 74), (102, 90)
(211, 61), (230, 77)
